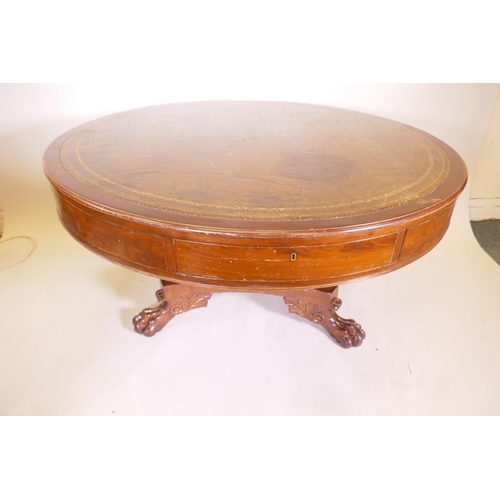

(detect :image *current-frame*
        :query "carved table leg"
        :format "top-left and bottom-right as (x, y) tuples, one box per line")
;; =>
(133, 281), (365, 348)
(133, 280), (213, 337)
(282, 287), (365, 348)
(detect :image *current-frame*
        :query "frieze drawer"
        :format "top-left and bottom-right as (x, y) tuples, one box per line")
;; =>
(175, 234), (399, 282)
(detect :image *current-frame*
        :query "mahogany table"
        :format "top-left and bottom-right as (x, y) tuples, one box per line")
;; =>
(43, 101), (467, 348)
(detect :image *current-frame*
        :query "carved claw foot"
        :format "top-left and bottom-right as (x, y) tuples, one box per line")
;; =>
(325, 297), (365, 348)
(133, 289), (169, 337)
(284, 294), (365, 348)
(133, 283), (213, 337)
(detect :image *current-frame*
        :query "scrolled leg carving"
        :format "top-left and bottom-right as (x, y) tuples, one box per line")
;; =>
(284, 297), (325, 325)
(283, 289), (365, 348)
(133, 282), (213, 337)
(168, 292), (213, 316)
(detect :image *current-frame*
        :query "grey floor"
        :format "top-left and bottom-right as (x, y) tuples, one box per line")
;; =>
(471, 220), (500, 266)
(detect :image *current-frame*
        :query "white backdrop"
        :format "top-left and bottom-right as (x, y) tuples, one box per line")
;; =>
(2, 0), (500, 490)
(1, 83), (499, 419)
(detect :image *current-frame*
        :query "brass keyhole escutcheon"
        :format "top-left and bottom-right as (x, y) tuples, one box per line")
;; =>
(291, 252), (297, 262)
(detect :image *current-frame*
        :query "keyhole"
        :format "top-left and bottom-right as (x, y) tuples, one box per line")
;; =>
(291, 252), (297, 262)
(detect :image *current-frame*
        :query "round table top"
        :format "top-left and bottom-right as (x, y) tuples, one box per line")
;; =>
(44, 101), (467, 231)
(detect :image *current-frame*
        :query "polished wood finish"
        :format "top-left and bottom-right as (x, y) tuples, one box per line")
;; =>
(51, 187), (457, 290)
(43, 101), (468, 348)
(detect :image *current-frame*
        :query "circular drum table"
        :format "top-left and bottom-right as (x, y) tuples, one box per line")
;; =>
(43, 101), (467, 348)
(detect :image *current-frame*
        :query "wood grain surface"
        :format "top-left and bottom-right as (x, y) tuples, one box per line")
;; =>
(44, 101), (467, 290)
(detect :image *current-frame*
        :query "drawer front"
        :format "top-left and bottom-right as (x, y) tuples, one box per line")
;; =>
(399, 204), (453, 261)
(175, 234), (399, 282)
(59, 197), (167, 271)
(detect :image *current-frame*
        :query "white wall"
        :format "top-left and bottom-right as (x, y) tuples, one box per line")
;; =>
(470, 88), (500, 220)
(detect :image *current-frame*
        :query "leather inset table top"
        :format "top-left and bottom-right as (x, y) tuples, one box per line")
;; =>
(55, 101), (456, 222)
